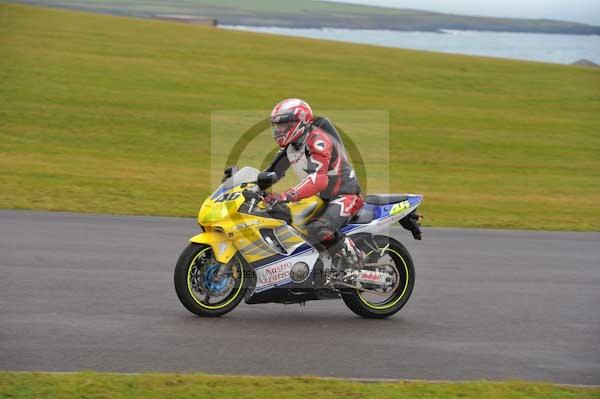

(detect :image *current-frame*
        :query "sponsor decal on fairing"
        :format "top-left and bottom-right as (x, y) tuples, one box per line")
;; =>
(253, 248), (319, 292)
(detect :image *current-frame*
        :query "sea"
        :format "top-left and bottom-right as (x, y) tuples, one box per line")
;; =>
(223, 25), (600, 65)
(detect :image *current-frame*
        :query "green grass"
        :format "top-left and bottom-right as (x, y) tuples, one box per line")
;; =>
(1, 3), (600, 230)
(1, 372), (599, 399)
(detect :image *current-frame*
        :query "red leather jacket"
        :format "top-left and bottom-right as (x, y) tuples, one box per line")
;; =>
(265, 121), (361, 201)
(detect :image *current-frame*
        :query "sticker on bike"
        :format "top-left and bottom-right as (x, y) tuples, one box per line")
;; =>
(214, 192), (241, 203)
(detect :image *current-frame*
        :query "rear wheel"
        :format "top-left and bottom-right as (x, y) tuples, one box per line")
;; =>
(341, 236), (415, 319)
(174, 243), (247, 317)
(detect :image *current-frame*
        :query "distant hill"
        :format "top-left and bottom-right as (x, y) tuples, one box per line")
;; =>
(572, 59), (600, 68)
(5, 0), (600, 35)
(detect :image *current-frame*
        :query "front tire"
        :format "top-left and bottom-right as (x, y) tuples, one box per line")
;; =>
(174, 243), (247, 317)
(341, 236), (415, 319)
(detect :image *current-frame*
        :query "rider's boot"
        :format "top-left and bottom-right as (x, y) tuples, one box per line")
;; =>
(328, 235), (365, 283)
(340, 236), (365, 269)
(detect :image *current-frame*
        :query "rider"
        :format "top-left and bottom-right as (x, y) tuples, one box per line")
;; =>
(263, 98), (365, 273)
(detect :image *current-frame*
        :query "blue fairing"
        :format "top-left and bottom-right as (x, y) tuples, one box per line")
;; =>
(341, 194), (423, 233)
(407, 194), (424, 208)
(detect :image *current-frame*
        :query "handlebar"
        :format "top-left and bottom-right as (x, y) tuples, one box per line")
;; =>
(243, 186), (287, 214)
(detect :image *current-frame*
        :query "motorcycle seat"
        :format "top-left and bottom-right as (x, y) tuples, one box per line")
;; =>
(364, 194), (409, 205)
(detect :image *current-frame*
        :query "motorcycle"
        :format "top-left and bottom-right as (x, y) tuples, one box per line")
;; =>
(174, 166), (423, 319)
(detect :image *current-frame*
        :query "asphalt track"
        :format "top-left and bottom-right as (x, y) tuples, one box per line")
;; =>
(1, 210), (599, 384)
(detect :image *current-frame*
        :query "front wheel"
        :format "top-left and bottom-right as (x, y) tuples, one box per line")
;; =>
(174, 243), (248, 317)
(341, 236), (415, 319)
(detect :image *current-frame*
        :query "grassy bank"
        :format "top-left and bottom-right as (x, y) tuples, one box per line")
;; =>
(1, 3), (599, 230)
(1, 372), (599, 399)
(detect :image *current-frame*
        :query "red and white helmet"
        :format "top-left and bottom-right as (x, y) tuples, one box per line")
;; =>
(270, 98), (314, 147)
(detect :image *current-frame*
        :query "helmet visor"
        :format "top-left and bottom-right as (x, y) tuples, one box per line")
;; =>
(271, 121), (294, 145)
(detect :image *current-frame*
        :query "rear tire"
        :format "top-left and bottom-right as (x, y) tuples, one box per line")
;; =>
(174, 243), (247, 317)
(341, 236), (415, 319)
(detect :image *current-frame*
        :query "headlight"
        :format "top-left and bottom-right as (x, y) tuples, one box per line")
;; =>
(198, 203), (228, 224)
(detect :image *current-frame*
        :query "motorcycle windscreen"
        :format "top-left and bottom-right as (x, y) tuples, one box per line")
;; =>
(210, 166), (260, 199)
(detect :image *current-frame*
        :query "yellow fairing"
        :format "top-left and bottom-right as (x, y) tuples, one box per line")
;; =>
(192, 185), (326, 264)
(197, 186), (246, 226)
(288, 196), (325, 235)
(189, 231), (237, 264)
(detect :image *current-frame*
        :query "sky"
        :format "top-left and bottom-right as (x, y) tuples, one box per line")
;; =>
(327, 0), (600, 26)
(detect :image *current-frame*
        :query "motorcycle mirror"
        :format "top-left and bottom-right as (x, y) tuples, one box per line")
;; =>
(257, 172), (278, 190)
(222, 165), (239, 182)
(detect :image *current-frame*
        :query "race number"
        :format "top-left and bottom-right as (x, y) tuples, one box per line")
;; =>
(215, 192), (241, 203)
